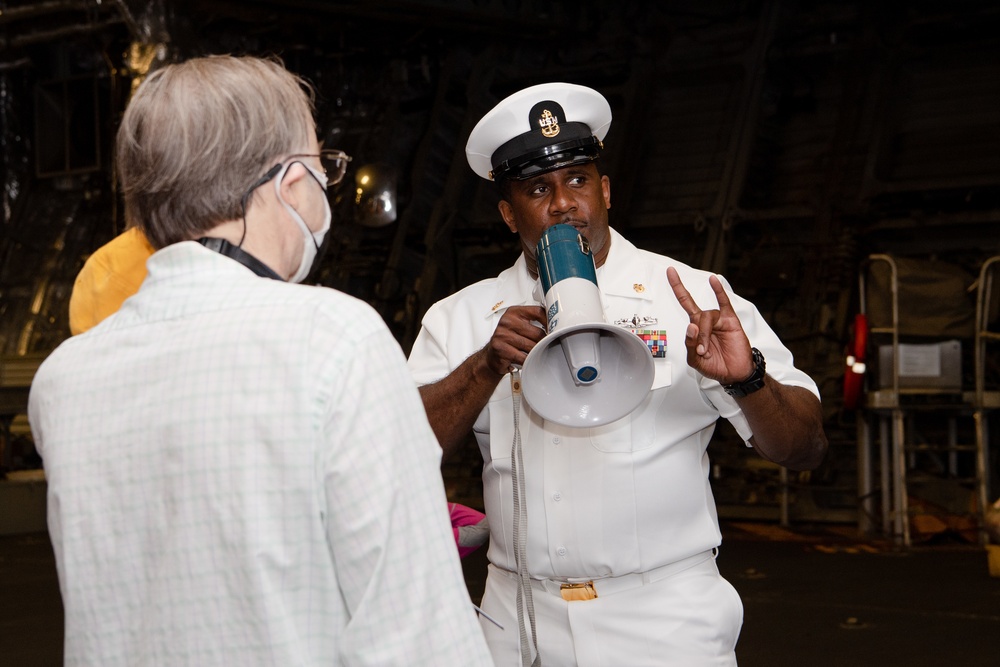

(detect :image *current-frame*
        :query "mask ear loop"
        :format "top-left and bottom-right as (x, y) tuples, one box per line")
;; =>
(239, 163), (284, 248)
(284, 159), (331, 253)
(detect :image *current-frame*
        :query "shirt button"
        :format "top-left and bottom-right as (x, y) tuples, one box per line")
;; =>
(552, 492), (562, 502)
(557, 547), (567, 557)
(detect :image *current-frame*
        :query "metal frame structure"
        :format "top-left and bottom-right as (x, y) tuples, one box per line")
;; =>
(857, 254), (998, 546)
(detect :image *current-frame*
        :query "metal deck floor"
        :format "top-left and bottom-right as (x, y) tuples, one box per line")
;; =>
(3, 523), (998, 666)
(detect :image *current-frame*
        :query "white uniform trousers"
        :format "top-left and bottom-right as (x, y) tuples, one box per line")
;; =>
(479, 550), (743, 667)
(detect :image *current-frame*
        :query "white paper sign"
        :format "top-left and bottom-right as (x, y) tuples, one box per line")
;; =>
(898, 344), (942, 377)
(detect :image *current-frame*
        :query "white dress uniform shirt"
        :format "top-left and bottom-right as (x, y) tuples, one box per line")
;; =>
(408, 228), (819, 581)
(29, 242), (494, 667)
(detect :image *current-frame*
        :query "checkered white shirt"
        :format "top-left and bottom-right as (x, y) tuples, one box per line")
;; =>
(29, 241), (493, 666)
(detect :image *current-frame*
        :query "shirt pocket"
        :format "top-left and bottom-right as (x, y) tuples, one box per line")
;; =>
(479, 375), (519, 463)
(588, 357), (671, 453)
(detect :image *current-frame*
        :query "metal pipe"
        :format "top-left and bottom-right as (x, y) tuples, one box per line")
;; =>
(0, 0), (95, 24)
(6, 18), (125, 49)
(0, 58), (31, 73)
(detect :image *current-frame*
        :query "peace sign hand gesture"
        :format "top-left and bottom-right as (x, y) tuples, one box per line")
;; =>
(666, 266), (754, 386)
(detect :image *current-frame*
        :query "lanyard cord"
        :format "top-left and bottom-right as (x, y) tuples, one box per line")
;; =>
(510, 368), (541, 667)
(196, 237), (284, 281)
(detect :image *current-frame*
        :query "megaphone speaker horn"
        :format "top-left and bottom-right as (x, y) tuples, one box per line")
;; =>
(521, 224), (654, 428)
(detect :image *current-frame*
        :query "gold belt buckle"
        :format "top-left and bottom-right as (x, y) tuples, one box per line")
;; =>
(560, 581), (597, 601)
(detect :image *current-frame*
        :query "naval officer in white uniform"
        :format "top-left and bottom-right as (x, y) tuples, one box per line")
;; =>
(408, 82), (827, 667)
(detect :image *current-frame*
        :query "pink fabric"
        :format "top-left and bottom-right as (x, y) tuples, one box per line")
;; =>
(449, 503), (488, 558)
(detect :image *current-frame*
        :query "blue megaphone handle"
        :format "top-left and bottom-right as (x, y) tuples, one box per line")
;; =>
(535, 224), (598, 294)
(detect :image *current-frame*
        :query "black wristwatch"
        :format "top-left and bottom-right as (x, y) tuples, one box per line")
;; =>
(723, 347), (766, 398)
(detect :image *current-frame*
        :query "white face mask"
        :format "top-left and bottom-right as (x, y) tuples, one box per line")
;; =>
(274, 160), (332, 283)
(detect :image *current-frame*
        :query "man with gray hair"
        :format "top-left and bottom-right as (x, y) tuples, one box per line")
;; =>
(29, 55), (493, 666)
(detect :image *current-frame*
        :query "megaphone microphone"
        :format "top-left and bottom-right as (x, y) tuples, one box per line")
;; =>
(520, 224), (655, 427)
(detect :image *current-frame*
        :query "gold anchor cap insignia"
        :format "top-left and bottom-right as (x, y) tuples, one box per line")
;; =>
(538, 109), (560, 138)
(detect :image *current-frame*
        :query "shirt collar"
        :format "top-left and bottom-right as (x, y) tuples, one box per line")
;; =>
(483, 253), (538, 320)
(595, 228), (656, 301)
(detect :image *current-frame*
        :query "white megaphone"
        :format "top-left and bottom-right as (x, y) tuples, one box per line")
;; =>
(520, 224), (655, 428)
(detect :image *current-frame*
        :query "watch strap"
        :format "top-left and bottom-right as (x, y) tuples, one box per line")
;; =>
(723, 347), (766, 398)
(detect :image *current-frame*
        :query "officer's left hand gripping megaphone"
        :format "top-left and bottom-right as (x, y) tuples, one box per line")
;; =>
(520, 224), (655, 428)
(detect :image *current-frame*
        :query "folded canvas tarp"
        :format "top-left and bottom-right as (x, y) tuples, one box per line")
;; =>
(865, 256), (977, 339)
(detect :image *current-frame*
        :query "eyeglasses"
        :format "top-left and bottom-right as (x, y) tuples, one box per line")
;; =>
(285, 149), (352, 187)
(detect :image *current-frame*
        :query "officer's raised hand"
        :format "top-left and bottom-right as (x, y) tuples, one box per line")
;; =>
(666, 266), (753, 385)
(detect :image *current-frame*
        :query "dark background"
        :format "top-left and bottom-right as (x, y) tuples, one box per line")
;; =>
(2, 0), (1000, 664)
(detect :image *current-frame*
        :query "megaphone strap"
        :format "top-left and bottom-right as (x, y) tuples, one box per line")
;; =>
(510, 369), (541, 667)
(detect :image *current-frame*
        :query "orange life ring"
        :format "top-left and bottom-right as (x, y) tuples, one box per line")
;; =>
(843, 313), (868, 409)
